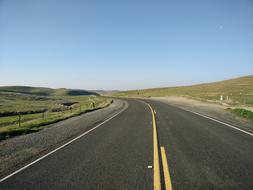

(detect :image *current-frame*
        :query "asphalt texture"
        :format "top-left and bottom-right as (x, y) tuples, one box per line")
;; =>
(0, 99), (126, 176)
(147, 100), (253, 190)
(1, 99), (253, 190)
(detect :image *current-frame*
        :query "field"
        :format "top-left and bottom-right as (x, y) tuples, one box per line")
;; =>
(113, 75), (253, 106)
(0, 87), (111, 140)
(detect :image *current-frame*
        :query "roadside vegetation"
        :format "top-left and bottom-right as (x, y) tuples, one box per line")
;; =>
(230, 108), (253, 121)
(0, 87), (112, 140)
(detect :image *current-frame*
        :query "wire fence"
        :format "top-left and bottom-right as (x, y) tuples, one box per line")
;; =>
(0, 102), (99, 128)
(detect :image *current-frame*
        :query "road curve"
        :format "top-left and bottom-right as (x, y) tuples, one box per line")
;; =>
(146, 99), (253, 190)
(0, 99), (253, 190)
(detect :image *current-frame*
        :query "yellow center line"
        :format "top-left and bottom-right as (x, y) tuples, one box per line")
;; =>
(146, 103), (161, 190)
(160, 146), (173, 190)
(144, 101), (173, 190)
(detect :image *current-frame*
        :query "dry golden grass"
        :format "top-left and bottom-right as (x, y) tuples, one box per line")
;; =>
(113, 75), (253, 106)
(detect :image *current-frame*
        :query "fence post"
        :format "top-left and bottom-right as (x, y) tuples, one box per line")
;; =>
(18, 112), (21, 127)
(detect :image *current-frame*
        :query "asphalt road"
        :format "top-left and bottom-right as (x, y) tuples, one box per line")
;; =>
(1, 99), (253, 190)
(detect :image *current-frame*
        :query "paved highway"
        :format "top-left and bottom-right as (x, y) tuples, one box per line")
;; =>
(0, 99), (252, 190)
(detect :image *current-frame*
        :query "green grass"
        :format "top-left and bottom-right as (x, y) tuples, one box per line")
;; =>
(0, 92), (65, 115)
(0, 92), (112, 140)
(112, 75), (253, 106)
(231, 108), (253, 121)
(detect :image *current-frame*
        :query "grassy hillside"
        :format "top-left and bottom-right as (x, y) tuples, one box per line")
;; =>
(0, 86), (111, 140)
(113, 75), (253, 106)
(0, 86), (98, 96)
(0, 95), (112, 140)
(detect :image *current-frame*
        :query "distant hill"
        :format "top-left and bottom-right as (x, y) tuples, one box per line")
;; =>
(53, 88), (98, 96)
(113, 75), (253, 105)
(0, 86), (98, 96)
(92, 90), (120, 95)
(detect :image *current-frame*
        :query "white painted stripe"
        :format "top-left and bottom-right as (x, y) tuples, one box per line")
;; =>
(0, 108), (126, 183)
(183, 109), (253, 137)
(142, 98), (252, 137)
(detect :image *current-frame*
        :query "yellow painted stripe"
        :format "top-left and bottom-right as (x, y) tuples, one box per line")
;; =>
(160, 146), (173, 190)
(146, 103), (161, 190)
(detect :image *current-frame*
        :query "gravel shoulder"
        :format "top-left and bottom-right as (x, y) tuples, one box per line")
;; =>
(151, 96), (253, 133)
(0, 99), (128, 177)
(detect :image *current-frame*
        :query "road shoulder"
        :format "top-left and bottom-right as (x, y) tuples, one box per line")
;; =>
(0, 99), (128, 177)
(151, 96), (253, 134)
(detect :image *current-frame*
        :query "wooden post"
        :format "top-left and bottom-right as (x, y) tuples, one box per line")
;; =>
(18, 112), (21, 127)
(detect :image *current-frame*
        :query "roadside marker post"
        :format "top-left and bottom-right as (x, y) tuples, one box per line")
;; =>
(18, 112), (21, 127)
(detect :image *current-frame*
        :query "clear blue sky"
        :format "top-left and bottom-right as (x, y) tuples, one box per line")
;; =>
(0, 0), (252, 90)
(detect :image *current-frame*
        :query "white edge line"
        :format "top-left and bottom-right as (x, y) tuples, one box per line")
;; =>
(182, 109), (253, 137)
(141, 99), (252, 137)
(0, 108), (126, 183)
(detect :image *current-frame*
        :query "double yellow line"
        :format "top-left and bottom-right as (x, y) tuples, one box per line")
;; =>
(146, 103), (173, 190)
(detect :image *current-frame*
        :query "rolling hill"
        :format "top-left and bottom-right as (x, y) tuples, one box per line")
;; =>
(0, 86), (98, 96)
(113, 75), (253, 105)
